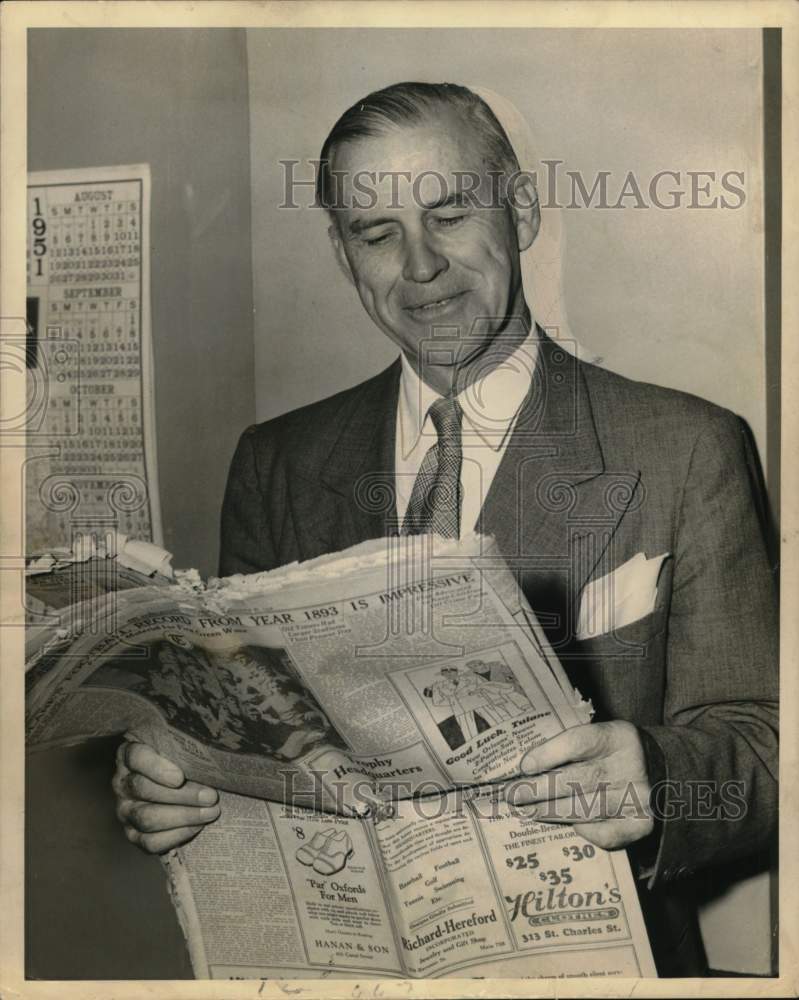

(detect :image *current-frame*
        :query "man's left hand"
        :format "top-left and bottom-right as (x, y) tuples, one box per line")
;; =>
(510, 721), (654, 850)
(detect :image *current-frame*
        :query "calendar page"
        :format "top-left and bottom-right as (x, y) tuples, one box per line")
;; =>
(25, 165), (162, 553)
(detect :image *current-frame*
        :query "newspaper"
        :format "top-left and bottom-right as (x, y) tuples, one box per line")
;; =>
(25, 532), (657, 978)
(165, 788), (655, 980)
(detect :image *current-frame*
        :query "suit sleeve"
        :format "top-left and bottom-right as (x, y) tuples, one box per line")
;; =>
(638, 409), (778, 886)
(219, 425), (278, 577)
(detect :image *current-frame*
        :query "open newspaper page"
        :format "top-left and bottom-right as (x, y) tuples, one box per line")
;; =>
(25, 532), (656, 978)
(166, 786), (654, 980)
(27, 533), (590, 810)
(377, 790), (654, 979)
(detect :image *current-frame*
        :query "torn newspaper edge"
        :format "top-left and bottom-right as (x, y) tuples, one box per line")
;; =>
(26, 529), (173, 579)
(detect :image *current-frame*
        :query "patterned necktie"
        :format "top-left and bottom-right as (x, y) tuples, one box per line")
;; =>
(401, 396), (463, 538)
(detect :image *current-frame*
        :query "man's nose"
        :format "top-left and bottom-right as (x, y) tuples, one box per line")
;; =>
(402, 232), (448, 283)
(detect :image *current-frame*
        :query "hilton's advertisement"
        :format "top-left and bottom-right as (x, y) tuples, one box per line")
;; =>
(167, 787), (655, 979)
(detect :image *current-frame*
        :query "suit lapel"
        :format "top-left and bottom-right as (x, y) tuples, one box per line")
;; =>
(479, 336), (642, 649)
(291, 359), (402, 559)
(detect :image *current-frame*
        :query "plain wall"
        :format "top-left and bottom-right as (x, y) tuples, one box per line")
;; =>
(246, 28), (772, 974)
(247, 28), (766, 464)
(26, 28), (255, 979)
(28, 28), (256, 579)
(26, 740), (194, 980)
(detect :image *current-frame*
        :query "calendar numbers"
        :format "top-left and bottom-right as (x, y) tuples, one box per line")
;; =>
(26, 175), (153, 551)
(30, 197), (48, 277)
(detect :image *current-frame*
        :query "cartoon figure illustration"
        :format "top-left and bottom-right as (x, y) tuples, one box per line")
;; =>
(465, 657), (521, 689)
(463, 659), (531, 722)
(423, 659), (531, 749)
(295, 828), (354, 876)
(424, 665), (489, 749)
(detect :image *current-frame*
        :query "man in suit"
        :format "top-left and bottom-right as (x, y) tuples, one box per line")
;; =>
(113, 82), (778, 975)
(424, 666), (492, 747)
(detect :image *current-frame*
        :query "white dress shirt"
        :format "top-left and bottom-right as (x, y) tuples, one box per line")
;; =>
(395, 334), (539, 534)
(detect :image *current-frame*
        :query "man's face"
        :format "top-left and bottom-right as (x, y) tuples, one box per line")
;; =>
(329, 108), (538, 382)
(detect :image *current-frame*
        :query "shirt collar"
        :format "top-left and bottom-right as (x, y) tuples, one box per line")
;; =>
(398, 332), (539, 458)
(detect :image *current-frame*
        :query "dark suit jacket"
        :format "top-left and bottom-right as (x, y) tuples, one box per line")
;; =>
(219, 335), (778, 975)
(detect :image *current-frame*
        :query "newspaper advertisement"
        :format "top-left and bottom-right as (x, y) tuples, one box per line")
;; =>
(165, 786), (655, 979)
(25, 532), (656, 977)
(26, 164), (162, 552)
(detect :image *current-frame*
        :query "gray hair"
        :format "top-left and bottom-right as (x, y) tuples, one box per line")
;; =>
(316, 81), (521, 211)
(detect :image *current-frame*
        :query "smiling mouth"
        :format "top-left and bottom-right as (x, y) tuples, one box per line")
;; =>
(405, 291), (468, 315)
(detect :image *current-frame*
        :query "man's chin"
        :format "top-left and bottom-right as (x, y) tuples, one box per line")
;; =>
(407, 329), (477, 373)
(412, 338), (502, 390)
(397, 313), (485, 349)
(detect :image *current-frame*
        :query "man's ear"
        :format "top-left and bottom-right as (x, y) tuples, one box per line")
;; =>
(328, 222), (355, 286)
(510, 175), (540, 253)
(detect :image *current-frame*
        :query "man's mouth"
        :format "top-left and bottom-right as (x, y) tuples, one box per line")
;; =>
(405, 290), (468, 316)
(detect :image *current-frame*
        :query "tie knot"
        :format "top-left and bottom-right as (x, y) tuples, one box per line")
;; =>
(428, 395), (462, 444)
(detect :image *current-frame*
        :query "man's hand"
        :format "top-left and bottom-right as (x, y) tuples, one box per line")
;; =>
(112, 740), (221, 853)
(510, 721), (654, 850)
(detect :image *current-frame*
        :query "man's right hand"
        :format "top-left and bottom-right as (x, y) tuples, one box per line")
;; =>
(112, 740), (221, 853)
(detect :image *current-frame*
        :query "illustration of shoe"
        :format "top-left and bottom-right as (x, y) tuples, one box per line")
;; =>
(295, 829), (336, 867)
(312, 830), (353, 875)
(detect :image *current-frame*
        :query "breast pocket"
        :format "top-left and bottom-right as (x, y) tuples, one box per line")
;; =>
(572, 556), (673, 661)
(571, 604), (668, 662)
(564, 561), (673, 723)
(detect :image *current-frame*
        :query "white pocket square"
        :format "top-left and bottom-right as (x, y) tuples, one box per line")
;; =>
(576, 552), (670, 641)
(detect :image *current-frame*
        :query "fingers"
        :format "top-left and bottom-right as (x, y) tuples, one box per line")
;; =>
(125, 824), (205, 855)
(120, 771), (219, 807)
(507, 762), (606, 808)
(519, 721), (645, 777)
(509, 724), (652, 849)
(519, 725), (608, 776)
(509, 778), (652, 826)
(573, 817), (655, 851)
(513, 794), (605, 825)
(116, 799), (221, 834)
(113, 739), (221, 854)
(120, 740), (185, 788)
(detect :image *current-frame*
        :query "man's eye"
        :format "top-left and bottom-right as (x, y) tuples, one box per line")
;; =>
(433, 214), (467, 228)
(363, 232), (393, 246)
